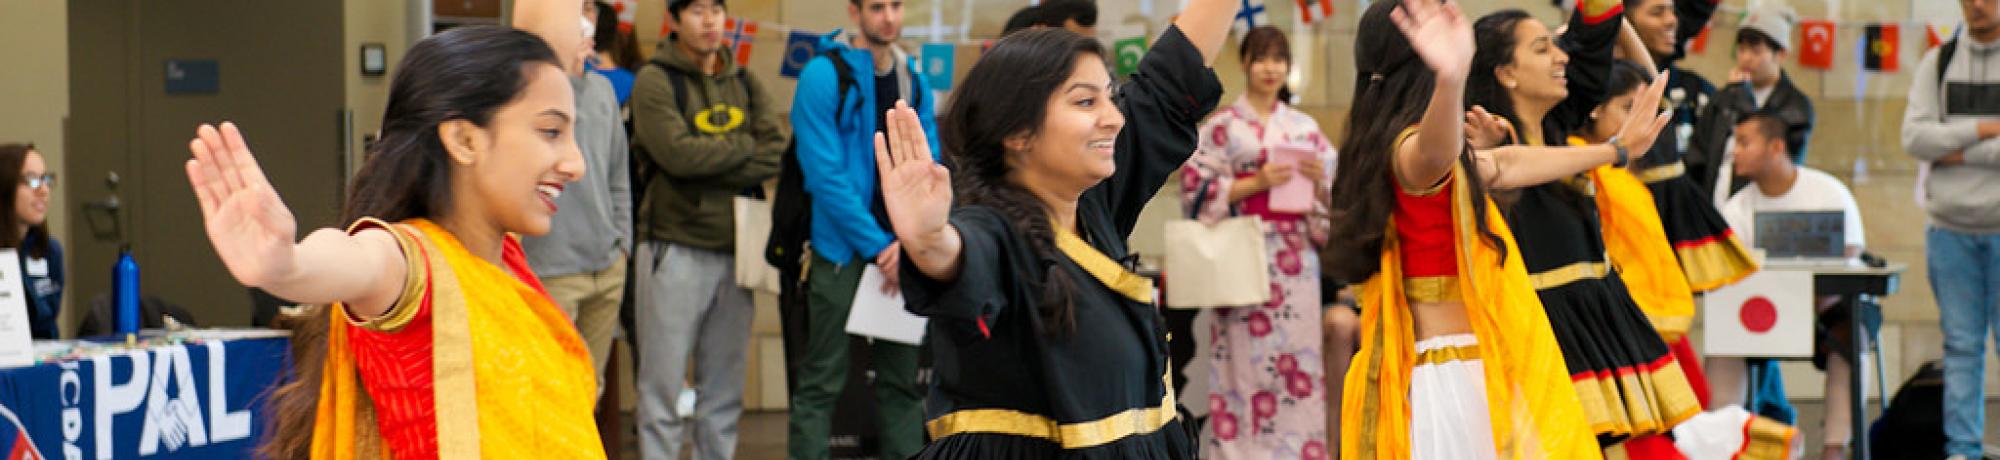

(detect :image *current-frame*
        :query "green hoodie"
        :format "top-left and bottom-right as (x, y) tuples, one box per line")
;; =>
(632, 40), (788, 250)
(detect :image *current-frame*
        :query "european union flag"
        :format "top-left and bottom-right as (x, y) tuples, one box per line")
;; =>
(780, 31), (818, 79)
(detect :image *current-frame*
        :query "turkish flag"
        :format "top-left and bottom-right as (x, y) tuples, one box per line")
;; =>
(1798, 20), (1837, 70)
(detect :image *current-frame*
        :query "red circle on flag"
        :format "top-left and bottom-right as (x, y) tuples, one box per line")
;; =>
(1740, 296), (1777, 333)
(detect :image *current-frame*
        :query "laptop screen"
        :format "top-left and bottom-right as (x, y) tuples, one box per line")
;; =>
(1753, 210), (1846, 259)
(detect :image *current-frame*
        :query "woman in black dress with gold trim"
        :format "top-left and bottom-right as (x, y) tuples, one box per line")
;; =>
(1462, 2), (1702, 446)
(873, 0), (1237, 455)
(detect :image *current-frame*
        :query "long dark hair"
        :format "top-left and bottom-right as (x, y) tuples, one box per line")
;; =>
(1466, 9), (1535, 144)
(1239, 26), (1295, 103)
(1468, 10), (1595, 214)
(941, 28), (1103, 336)
(1605, 59), (1654, 99)
(0, 144), (49, 259)
(1324, 0), (1505, 283)
(259, 26), (560, 460)
(593, 1), (642, 71)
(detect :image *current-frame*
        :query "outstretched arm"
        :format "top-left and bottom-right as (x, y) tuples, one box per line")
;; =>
(185, 123), (407, 319)
(1390, 0), (1476, 191)
(1172, 0), (1244, 66)
(1475, 70), (1673, 189)
(1620, 19), (1658, 73)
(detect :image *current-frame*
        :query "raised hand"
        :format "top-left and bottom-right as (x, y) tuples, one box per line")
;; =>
(1297, 157), (1326, 188)
(1256, 161), (1297, 189)
(1465, 106), (1516, 149)
(1390, 0), (1475, 80)
(185, 122), (299, 289)
(1613, 70), (1674, 163)
(874, 101), (954, 249)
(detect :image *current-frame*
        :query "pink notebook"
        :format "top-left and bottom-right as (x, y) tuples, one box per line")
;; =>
(1267, 144), (1318, 215)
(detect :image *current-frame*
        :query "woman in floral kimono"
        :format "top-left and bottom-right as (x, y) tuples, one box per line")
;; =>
(1180, 25), (1337, 460)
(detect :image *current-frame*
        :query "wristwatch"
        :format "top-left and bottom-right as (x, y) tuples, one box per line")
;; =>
(1606, 135), (1629, 168)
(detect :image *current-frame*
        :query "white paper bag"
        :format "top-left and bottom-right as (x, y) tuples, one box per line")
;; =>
(1162, 216), (1271, 308)
(0, 250), (35, 367)
(733, 196), (784, 295)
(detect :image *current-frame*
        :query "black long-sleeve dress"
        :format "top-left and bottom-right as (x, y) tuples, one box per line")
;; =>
(1638, 0), (1758, 292)
(900, 25), (1223, 459)
(1481, 1), (1702, 446)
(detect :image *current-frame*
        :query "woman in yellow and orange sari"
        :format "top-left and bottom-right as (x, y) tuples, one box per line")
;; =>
(1323, 1), (1670, 457)
(183, 27), (604, 459)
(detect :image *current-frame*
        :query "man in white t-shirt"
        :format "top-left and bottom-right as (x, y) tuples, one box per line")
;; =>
(1711, 112), (1867, 459)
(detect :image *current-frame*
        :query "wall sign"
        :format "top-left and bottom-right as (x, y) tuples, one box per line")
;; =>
(163, 60), (219, 95)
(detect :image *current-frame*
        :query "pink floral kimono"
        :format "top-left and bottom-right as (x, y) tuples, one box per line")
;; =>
(1180, 96), (1336, 460)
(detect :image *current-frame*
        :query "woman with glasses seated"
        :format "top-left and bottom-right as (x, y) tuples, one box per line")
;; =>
(0, 144), (61, 340)
(0, 145), (62, 342)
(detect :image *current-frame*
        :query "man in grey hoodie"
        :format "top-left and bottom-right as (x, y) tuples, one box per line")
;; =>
(1903, 0), (2000, 457)
(519, 0), (631, 395)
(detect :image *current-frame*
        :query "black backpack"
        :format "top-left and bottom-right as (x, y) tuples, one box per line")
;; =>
(1870, 359), (1948, 459)
(762, 49), (925, 273)
(1937, 37), (1959, 90)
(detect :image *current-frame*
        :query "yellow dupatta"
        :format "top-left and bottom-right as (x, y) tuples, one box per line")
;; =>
(1341, 165), (1599, 459)
(311, 219), (605, 459)
(1567, 137), (1698, 341)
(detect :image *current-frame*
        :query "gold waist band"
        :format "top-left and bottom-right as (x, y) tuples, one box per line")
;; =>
(1636, 162), (1687, 184)
(1529, 261), (1609, 291)
(1403, 276), (1461, 303)
(925, 373), (1178, 449)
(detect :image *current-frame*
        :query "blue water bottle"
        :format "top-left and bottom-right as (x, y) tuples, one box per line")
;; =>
(113, 245), (140, 342)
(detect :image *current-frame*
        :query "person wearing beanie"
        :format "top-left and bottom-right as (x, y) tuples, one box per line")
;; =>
(1687, 5), (1815, 207)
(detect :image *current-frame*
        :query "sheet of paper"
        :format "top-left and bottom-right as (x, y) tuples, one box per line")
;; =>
(844, 264), (928, 346)
(0, 250), (38, 367)
(1267, 144), (1317, 215)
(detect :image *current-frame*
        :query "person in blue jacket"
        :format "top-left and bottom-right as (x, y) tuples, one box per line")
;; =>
(0, 144), (61, 340)
(785, 0), (939, 457)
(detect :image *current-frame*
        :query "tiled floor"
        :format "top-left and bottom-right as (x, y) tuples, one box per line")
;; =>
(612, 402), (2000, 459)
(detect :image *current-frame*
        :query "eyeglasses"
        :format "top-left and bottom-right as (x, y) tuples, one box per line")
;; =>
(21, 174), (55, 190)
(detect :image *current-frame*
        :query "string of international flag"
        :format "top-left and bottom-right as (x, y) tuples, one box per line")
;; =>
(618, 0), (1949, 88)
(1680, 4), (1959, 74)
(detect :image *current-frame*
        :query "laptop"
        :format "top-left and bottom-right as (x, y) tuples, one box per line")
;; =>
(1752, 210), (1849, 266)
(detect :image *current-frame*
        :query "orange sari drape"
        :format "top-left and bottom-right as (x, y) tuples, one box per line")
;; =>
(310, 219), (605, 459)
(1342, 165), (1600, 459)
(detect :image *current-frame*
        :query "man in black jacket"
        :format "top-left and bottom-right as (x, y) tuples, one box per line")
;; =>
(1687, 5), (1815, 206)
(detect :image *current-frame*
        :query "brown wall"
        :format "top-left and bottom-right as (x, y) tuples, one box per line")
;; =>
(0, 2), (73, 334)
(67, 0), (348, 331)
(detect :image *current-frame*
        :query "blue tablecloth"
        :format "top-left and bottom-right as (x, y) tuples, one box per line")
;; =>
(0, 335), (287, 459)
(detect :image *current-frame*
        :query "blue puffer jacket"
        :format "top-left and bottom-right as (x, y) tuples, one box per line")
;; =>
(790, 30), (941, 265)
